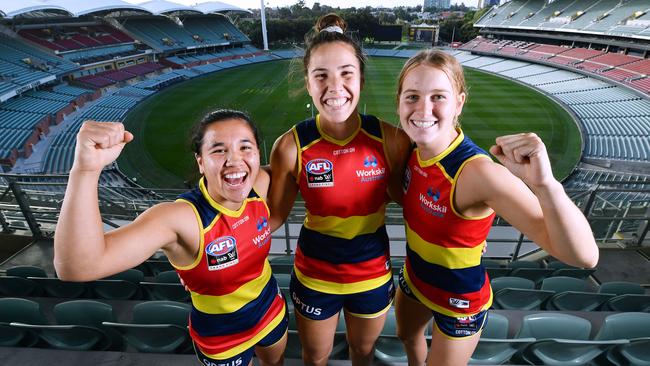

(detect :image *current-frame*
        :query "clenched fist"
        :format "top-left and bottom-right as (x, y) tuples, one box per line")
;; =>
(71, 121), (134, 173)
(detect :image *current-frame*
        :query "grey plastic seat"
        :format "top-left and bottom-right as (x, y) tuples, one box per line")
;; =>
(92, 269), (144, 300)
(470, 312), (535, 365)
(140, 270), (189, 302)
(595, 312), (650, 366)
(0, 276), (38, 297)
(6, 265), (47, 278)
(603, 294), (650, 312)
(269, 255), (294, 274)
(545, 291), (615, 311)
(491, 276), (534, 292)
(144, 260), (174, 276)
(598, 281), (645, 296)
(28, 277), (88, 298)
(275, 273), (291, 290)
(515, 313), (626, 366)
(508, 260), (540, 269)
(11, 300), (123, 351)
(509, 268), (556, 285)
(0, 298), (47, 347)
(103, 300), (191, 353)
(541, 276), (589, 293)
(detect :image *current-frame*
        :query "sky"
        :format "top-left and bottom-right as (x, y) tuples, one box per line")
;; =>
(124, 0), (479, 10)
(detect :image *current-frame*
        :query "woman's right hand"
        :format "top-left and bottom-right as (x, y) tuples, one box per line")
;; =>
(72, 121), (134, 173)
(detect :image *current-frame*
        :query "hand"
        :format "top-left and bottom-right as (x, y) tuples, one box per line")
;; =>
(489, 133), (555, 189)
(72, 121), (134, 173)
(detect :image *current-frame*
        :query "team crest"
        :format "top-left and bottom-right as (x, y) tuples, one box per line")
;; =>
(306, 158), (334, 188)
(205, 236), (239, 270)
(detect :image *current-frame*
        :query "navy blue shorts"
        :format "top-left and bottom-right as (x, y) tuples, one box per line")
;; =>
(289, 272), (395, 320)
(193, 302), (289, 366)
(398, 266), (488, 338)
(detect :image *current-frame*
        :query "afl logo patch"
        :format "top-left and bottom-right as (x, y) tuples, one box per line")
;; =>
(305, 158), (334, 188)
(206, 236), (239, 270)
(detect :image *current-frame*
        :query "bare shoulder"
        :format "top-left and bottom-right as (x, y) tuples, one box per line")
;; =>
(381, 121), (411, 158)
(254, 168), (271, 199)
(270, 129), (298, 172)
(460, 156), (527, 203)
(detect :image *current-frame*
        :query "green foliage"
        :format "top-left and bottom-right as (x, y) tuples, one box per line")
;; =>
(118, 59), (581, 188)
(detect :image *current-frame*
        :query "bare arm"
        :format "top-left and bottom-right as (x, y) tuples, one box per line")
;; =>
(54, 121), (197, 281)
(457, 133), (598, 268)
(382, 122), (412, 205)
(267, 131), (299, 232)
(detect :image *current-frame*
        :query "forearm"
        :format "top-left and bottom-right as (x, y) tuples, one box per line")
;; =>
(532, 181), (598, 268)
(54, 169), (107, 280)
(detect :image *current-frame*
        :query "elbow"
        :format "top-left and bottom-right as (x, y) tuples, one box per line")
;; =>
(580, 249), (599, 269)
(53, 256), (93, 282)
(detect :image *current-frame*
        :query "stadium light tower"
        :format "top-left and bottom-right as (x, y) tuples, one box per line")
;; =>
(260, 0), (269, 50)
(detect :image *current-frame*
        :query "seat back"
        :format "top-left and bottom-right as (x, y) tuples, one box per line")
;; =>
(155, 270), (181, 284)
(508, 260), (540, 269)
(598, 281), (644, 295)
(541, 276), (588, 292)
(595, 312), (650, 340)
(6, 265), (47, 278)
(0, 298), (47, 324)
(0, 276), (38, 296)
(54, 300), (115, 326)
(491, 276), (535, 292)
(104, 269), (144, 283)
(517, 313), (590, 340)
(133, 301), (190, 326)
(482, 312), (508, 339)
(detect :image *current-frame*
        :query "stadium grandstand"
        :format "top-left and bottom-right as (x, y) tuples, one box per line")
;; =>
(0, 0), (649, 365)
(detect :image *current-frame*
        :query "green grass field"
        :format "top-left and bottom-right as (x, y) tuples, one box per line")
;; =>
(119, 58), (582, 188)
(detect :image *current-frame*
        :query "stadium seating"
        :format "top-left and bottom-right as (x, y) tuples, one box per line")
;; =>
(470, 312), (535, 365)
(514, 312), (627, 365)
(0, 298), (47, 347)
(102, 301), (192, 353)
(595, 312), (650, 365)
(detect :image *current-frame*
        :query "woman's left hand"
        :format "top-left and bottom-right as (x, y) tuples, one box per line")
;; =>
(489, 133), (555, 189)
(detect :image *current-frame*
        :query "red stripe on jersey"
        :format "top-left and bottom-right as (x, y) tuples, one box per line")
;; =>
(190, 293), (285, 354)
(295, 246), (390, 284)
(405, 260), (491, 315)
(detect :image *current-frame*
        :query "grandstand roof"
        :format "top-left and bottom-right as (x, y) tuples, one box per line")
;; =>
(0, 0), (251, 19)
(1, 0), (71, 18)
(137, 0), (202, 15)
(193, 1), (251, 15)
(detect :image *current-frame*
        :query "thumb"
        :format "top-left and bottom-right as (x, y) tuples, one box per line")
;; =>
(123, 131), (134, 144)
(489, 145), (505, 164)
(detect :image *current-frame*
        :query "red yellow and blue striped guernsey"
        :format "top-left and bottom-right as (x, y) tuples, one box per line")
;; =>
(402, 129), (495, 317)
(175, 178), (286, 359)
(292, 113), (393, 294)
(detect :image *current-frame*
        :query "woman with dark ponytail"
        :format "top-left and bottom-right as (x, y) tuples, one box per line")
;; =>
(267, 13), (411, 366)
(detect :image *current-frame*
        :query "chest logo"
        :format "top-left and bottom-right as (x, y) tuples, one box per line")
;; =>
(253, 217), (271, 248)
(205, 236), (239, 271)
(357, 154), (385, 183)
(419, 187), (447, 218)
(306, 158), (334, 188)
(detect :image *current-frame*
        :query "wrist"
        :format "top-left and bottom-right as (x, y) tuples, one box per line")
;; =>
(529, 179), (563, 197)
(69, 166), (102, 180)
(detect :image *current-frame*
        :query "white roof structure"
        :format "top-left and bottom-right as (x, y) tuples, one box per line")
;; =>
(137, 0), (201, 15)
(194, 1), (251, 15)
(0, 0), (250, 19)
(1, 0), (71, 18)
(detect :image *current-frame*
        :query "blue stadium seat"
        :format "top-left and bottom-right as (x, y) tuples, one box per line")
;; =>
(470, 312), (535, 365)
(595, 312), (650, 366)
(374, 307), (406, 363)
(514, 313), (626, 366)
(140, 270), (189, 302)
(0, 298), (47, 347)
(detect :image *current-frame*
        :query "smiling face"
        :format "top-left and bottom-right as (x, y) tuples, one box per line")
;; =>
(195, 118), (260, 211)
(398, 64), (466, 158)
(305, 41), (362, 126)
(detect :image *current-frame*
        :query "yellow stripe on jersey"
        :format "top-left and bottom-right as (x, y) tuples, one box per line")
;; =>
(294, 266), (392, 295)
(304, 204), (386, 239)
(191, 261), (272, 314)
(203, 303), (287, 359)
(405, 222), (485, 269)
(403, 268), (493, 318)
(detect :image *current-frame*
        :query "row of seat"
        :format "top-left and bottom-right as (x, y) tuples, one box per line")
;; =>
(1, 296), (648, 365)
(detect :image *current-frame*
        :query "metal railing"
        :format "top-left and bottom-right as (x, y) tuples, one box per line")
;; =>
(1, 173), (648, 260)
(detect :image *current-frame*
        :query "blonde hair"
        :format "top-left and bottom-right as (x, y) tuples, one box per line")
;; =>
(396, 50), (467, 126)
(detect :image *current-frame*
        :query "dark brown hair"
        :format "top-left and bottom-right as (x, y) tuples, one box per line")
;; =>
(302, 13), (366, 83)
(191, 109), (260, 155)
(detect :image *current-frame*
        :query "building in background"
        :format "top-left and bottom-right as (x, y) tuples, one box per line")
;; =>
(478, 0), (500, 8)
(423, 0), (451, 10)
